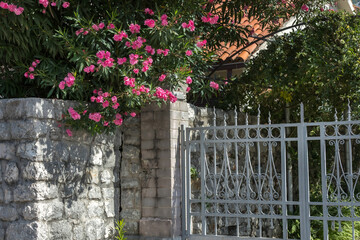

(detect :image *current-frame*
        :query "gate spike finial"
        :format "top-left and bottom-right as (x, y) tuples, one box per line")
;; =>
(268, 112), (271, 124)
(224, 113), (228, 126)
(257, 105), (261, 125)
(334, 109), (338, 122)
(348, 99), (351, 121)
(213, 106), (216, 126)
(245, 113), (249, 125)
(300, 103), (304, 123)
(234, 106), (238, 126)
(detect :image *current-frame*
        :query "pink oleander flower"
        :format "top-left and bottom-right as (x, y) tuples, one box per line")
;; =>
(39, 0), (48, 8)
(159, 74), (166, 82)
(133, 69), (139, 74)
(32, 62), (37, 67)
(123, 76), (136, 87)
(64, 73), (75, 87)
(130, 112), (136, 117)
(129, 54), (139, 65)
(144, 19), (156, 28)
(0, 2), (8, 9)
(66, 129), (72, 137)
(90, 96), (96, 102)
(181, 22), (188, 28)
(168, 92), (177, 103)
(68, 107), (81, 120)
(24, 72), (29, 78)
(157, 49), (163, 55)
(210, 81), (219, 90)
(62, 2), (70, 8)
(113, 31), (128, 41)
(89, 112), (102, 122)
(98, 22), (105, 29)
(96, 96), (104, 103)
(103, 121), (109, 127)
(186, 76), (192, 84)
(301, 4), (309, 12)
(144, 8), (154, 15)
(84, 65), (95, 73)
(107, 23), (115, 29)
(29, 74), (35, 80)
(14, 7), (24, 15)
(129, 23), (140, 34)
(186, 50), (193, 56)
(112, 103), (119, 109)
(186, 87), (191, 92)
(51, 2), (56, 6)
(163, 49), (169, 56)
(59, 81), (65, 90)
(111, 96), (117, 103)
(102, 92), (110, 97)
(92, 24), (99, 31)
(29, 67), (35, 72)
(196, 39), (207, 48)
(102, 100), (109, 108)
(161, 20), (168, 26)
(161, 14), (168, 26)
(117, 57), (127, 65)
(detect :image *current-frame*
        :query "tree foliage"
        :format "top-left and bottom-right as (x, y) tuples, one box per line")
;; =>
(216, 11), (360, 122)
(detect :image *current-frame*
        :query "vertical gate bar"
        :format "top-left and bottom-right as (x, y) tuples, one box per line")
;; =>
(234, 107), (239, 237)
(298, 104), (311, 239)
(186, 129), (192, 235)
(257, 106), (262, 238)
(181, 125), (186, 240)
(200, 129), (206, 235)
(280, 126), (288, 239)
(320, 124), (329, 240)
(213, 108), (218, 236)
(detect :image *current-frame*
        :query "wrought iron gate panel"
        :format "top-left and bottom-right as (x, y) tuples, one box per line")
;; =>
(181, 104), (360, 240)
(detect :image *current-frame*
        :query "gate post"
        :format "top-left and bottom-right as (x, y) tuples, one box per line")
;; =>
(298, 103), (311, 239)
(139, 94), (189, 239)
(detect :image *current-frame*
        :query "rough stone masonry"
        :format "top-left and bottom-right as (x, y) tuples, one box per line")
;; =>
(0, 98), (121, 240)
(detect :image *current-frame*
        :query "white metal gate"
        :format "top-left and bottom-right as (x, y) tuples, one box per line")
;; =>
(181, 104), (360, 240)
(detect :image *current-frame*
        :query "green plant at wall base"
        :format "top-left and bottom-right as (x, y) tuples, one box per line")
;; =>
(114, 219), (127, 240)
(190, 166), (199, 180)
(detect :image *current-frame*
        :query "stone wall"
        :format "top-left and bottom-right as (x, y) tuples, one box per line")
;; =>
(0, 98), (120, 240)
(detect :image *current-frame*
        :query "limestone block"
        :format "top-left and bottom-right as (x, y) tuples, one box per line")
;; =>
(102, 188), (114, 200)
(139, 218), (172, 238)
(64, 200), (87, 219)
(87, 201), (104, 218)
(103, 147), (116, 168)
(120, 209), (141, 221)
(10, 119), (48, 140)
(0, 143), (15, 160)
(68, 143), (90, 162)
(122, 221), (138, 235)
(3, 186), (12, 203)
(14, 182), (58, 202)
(85, 167), (99, 184)
(22, 162), (53, 181)
(104, 199), (115, 218)
(100, 170), (112, 184)
(85, 218), (104, 240)
(90, 146), (103, 166)
(23, 199), (63, 221)
(0, 122), (10, 141)
(104, 221), (115, 239)
(121, 179), (140, 189)
(124, 128), (141, 146)
(16, 139), (54, 161)
(73, 225), (85, 239)
(88, 186), (102, 199)
(49, 220), (72, 240)
(94, 133), (116, 146)
(0, 206), (18, 221)
(122, 145), (140, 161)
(121, 189), (135, 208)
(5, 98), (56, 120)
(6, 222), (48, 240)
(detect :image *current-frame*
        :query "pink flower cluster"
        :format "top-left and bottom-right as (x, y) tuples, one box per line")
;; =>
(89, 112), (102, 122)
(114, 113), (123, 126)
(129, 23), (141, 34)
(117, 57), (127, 65)
(159, 74), (166, 82)
(301, 4), (309, 12)
(161, 14), (168, 26)
(125, 36), (146, 50)
(154, 87), (177, 103)
(90, 89), (120, 110)
(38, 0), (69, 9)
(142, 57), (153, 72)
(92, 22), (105, 31)
(96, 50), (114, 68)
(186, 50), (193, 56)
(132, 85), (150, 96)
(24, 59), (40, 80)
(181, 20), (195, 31)
(156, 48), (170, 56)
(59, 73), (75, 90)
(68, 107), (81, 120)
(0, 2), (24, 15)
(144, 8), (154, 15)
(144, 19), (156, 28)
(76, 22), (112, 36)
(210, 81), (219, 90)
(145, 45), (156, 55)
(196, 39), (207, 48)
(201, 13), (219, 24)
(129, 54), (139, 65)
(113, 31), (128, 41)
(84, 65), (95, 73)
(124, 76), (136, 87)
